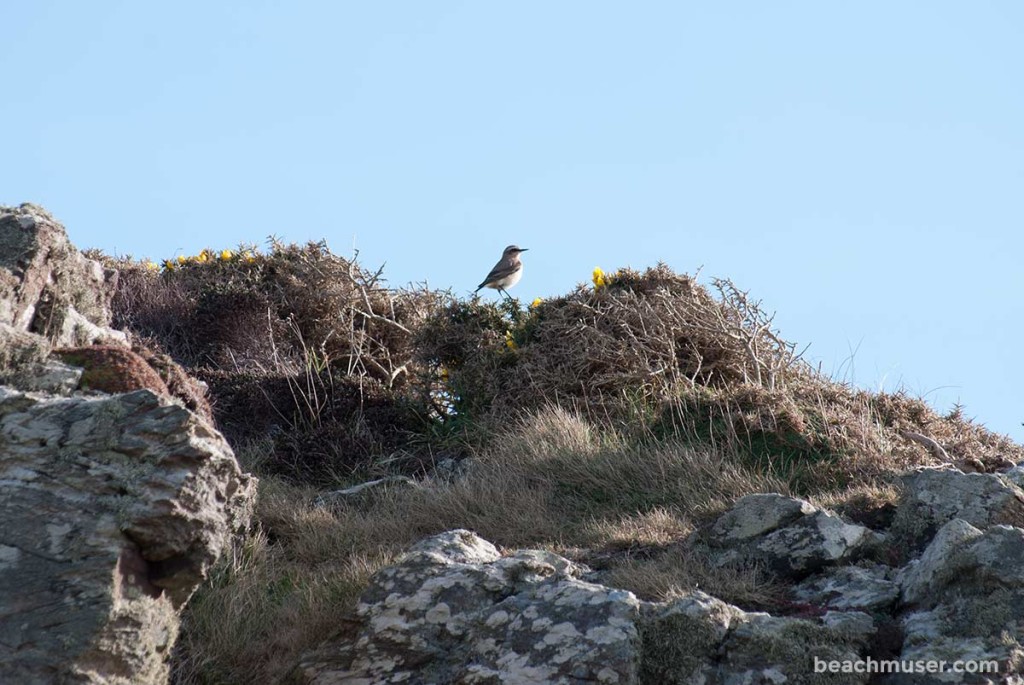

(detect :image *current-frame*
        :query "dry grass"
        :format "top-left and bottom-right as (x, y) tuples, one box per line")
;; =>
(95, 245), (1022, 683)
(173, 407), (785, 683)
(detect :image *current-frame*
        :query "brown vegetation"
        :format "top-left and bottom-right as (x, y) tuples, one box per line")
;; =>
(98, 245), (1022, 684)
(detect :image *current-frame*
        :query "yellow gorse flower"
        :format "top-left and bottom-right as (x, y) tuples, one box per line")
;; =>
(530, 297), (543, 309)
(244, 251), (257, 263)
(195, 250), (210, 264)
(162, 259), (176, 271)
(219, 249), (234, 261)
(593, 267), (606, 289)
(177, 255), (187, 265)
(504, 330), (518, 350)
(144, 260), (159, 271)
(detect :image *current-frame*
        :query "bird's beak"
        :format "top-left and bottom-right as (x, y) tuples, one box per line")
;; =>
(519, 248), (529, 252)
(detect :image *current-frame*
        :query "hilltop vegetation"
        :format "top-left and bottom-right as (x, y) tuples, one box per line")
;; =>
(100, 242), (1022, 684)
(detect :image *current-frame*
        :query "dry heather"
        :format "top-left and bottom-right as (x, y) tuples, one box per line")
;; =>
(97, 244), (1022, 684)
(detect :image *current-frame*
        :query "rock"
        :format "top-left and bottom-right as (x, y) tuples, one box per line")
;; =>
(431, 455), (474, 482)
(892, 522), (1024, 681)
(706, 494), (877, 579)
(894, 466), (1024, 545)
(898, 519), (984, 606)
(719, 612), (869, 684)
(299, 529), (641, 684)
(0, 204), (124, 347)
(0, 386), (256, 683)
(313, 475), (420, 507)
(641, 591), (872, 685)
(300, 531), (875, 685)
(710, 493), (816, 542)
(793, 563), (900, 612)
(1001, 463), (1024, 491)
(1, 358), (83, 395)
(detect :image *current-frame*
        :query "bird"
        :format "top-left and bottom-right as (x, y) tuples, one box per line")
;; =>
(475, 245), (528, 300)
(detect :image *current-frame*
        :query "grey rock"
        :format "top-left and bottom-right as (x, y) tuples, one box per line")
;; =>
(710, 493), (816, 542)
(4, 358), (83, 395)
(719, 612), (868, 685)
(301, 532), (874, 685)
(1001, 464), (1024, 491)
(707, 494), (876, 579)
(794, 563), (900, 612)
(899, 519), (984, 606)
(0, 204), (123, 347)
(0, 388), (256, 684)
(313, 475), (420, 507)
(892, 523), (1024, 682)
(895, 467), (1024, 543)
(299, 529), (640, 684)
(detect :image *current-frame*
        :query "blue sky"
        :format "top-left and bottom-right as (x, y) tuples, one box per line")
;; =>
(3, 2), (1022, 440)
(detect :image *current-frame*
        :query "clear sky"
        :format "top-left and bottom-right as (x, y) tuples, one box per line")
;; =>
(3, 2), (1022, 441)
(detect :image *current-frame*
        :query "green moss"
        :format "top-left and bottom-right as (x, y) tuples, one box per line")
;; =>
(639, 611), (718, 685)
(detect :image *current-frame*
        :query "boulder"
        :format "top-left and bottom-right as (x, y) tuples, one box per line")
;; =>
(299, 529), (642, 684)
(0, 204), (257, 684)
(0, 204), (124, 347)
(705, 493), (878, 579)
(890, 521), (1024, 681)
(894, 467), (1024, 546)
(300, 530), (875, 685)
(0, 388), (256, 684)
(793, 563), (900, 612)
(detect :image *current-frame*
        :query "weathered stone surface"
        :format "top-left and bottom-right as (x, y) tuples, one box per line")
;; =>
(301, 531), (876, 685)
(710, 493), (816, 542)
(706, 493), (877, 579)
(313, 475), (420, 507)
(793, 563), (900, 612)
(0, 387), (256, 684)
(891, 522), (1024, 682)
(898, 519), (984, 606)
(0, 204), (124, 347)
(895, 467), (1024, 544)
(299, 529), (641, 684)
(640, 591), (870, 684)
(719, 612), (869, 685)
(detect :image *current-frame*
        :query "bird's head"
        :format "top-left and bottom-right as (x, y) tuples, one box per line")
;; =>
(504, 245), (528, 255)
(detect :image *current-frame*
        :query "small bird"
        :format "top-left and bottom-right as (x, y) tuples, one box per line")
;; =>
(475, 245), (528, 299)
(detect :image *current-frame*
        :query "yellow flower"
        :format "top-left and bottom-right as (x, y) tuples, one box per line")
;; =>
(530, 297), (543, 309)
(504, 330), (518, 350)
(439, 366), (449, 380)
(162, 259), (176, 271)
(144, 260), (159, 271)
(219, 249), (234, 261)
(177, 255), (187, 265)
(592, 267), (606, 289)
(244, 251), (257, 263)
(195, 250), (210, 264)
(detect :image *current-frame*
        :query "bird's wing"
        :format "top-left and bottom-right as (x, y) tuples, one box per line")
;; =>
(478, 260), (521, 288)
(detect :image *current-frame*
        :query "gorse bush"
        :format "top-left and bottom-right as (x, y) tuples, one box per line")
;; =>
(102, 241), (1023, 685)
(106, 244), (1022, 487)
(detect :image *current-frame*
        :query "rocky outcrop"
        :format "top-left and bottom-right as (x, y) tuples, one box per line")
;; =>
(793, 563), (900, 613)
(299, 530), (642, 684)
(0, 204), (123, 348)
(299, 530), (874, 685)
(0, 388), (256, 684)
(301, 466), (1024, 684)
(0, 204), (257, 684)
(703, 493), (879, 579)
(894, 466), (1024, 545)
